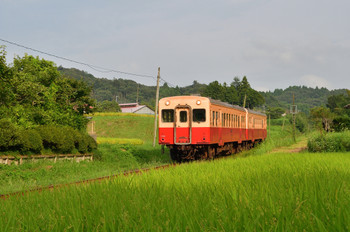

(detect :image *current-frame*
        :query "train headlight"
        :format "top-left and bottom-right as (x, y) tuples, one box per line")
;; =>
(165, 100), (170, 106)
(196, 100), (201, 105)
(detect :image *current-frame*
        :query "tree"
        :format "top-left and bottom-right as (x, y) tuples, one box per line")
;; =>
(310, 106), (334, 133)
(0, 49), (94, 130)
(201, 81), (225, 101)
(0, 46), (14, 106)
(267, 107), (285, 119)
(96, 100), (121, 112)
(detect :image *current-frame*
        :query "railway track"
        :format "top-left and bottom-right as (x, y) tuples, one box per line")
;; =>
(0, 163), (177, 200)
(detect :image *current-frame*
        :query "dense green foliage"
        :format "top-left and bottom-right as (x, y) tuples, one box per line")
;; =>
(262, 86), (347, 114)
(327, 90), (350, 131)
(95, 100), (121, 112)
(0, 47), (94, 130)
(308, 131), (350, 152)
(200, 76), (265, 108)
(0, 119), (96, 155)
(59, 67), (206, 108)
(308, 90), (350, 132)
(1, 152), (350, 231)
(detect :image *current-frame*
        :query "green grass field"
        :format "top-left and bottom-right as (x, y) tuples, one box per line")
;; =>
(2, 151), (350, 231)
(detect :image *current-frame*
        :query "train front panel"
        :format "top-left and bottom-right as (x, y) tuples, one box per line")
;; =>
(158, 96), (211, 146)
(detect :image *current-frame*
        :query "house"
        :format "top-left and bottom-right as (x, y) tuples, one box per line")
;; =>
(119, 103), (155, 115)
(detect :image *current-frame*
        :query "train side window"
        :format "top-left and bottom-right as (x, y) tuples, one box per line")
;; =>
(238, 116), (240, 128)
(162, 109), (174, 122)
(180, 111), (187, 122)
(211, 111), (214, 126)
(193, 109), (206, 122)
(216, 112), (219, 126)
(222, 113), (224, 127)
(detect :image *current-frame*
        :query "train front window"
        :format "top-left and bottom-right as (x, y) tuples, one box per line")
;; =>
(180, 111), (187, 122)
(193, 109), (206, 122)
(162, 109), (174, 122)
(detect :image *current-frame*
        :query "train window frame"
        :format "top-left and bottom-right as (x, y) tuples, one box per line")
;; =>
(180, 110), (187, 123)
(193, 109), (206, 123)
(161, 109), (174, 123)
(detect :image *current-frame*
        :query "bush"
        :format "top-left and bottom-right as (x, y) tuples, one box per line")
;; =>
(18, 129), (43, 154)
(332, 116), (350, 132)
(0, 119), (21, 151)
(0, 120), (96, 155)
(37, 125), (74, 153)
(308, 131), (350, 152)
(64, 127), (97, 153)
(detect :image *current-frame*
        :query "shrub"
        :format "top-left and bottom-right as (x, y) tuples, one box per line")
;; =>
(0, 119), (21, 151)
(332, 116), (350, 132)
(18, 129), (43, 154)
(36, 125), (74, 153)
(308, 131), (350, 152)
(86, 135), (97, 152)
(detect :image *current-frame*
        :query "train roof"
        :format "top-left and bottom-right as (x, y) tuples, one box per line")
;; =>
(208, 98), (266, 117)
(159, 96), (266, 117)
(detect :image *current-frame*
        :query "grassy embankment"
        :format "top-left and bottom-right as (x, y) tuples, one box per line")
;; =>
(0, 114), (298, 195)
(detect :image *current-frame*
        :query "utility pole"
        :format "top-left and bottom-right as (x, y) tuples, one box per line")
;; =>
(136, 84), (139, 104)
(153, 67), (160, 147)
(268, 114), (271, 138)
(292, 93), (296, 143)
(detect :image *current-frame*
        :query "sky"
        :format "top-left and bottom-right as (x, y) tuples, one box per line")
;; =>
(1, 0), (349, 91)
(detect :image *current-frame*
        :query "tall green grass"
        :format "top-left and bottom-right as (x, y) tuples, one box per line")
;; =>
(1, 152), (349, 231)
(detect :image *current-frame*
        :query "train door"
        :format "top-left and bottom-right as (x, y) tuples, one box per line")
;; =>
(174, 106), (191, 144)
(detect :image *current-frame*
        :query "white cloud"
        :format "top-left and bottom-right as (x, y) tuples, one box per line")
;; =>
(299, 75), (332, 89)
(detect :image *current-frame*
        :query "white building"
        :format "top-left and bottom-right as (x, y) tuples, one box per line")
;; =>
(119, 103), (155, 115)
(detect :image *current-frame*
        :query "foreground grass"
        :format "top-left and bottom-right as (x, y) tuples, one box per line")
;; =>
(1, 152), (350, 231)
(0, 143), (170, 194)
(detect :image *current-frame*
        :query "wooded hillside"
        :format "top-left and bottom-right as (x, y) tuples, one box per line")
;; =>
(59, 67), (347, 114)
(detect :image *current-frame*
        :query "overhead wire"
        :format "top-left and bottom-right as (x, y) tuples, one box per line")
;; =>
(0, 38), (157, 80)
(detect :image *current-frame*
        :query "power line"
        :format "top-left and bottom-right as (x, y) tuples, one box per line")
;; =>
(0, 38), (156, 80)
(160, 77), (177, 88)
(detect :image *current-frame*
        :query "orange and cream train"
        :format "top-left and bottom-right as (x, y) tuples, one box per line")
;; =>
(158, 96), (267, 161)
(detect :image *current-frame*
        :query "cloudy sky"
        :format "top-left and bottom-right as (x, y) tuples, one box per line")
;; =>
(1, 0), (349, 91)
